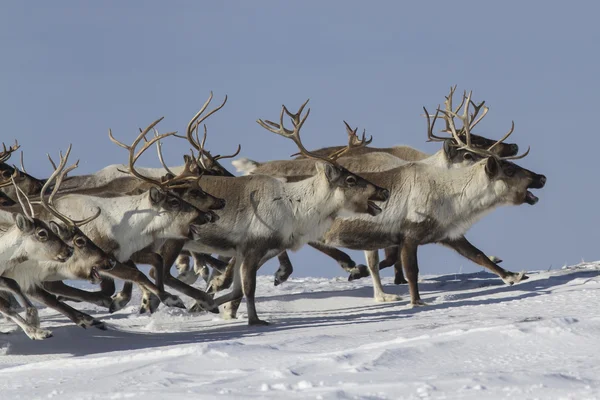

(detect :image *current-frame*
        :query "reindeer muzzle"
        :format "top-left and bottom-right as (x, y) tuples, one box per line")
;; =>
(89, 267), (102, 284)
(55, 246), (74, 263)
(365, 187), (389, 216)
(501, 143), (519, 157)
(529, 174), (546, 189)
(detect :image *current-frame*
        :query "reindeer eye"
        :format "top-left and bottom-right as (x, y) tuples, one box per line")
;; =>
(345, 176), (358, 186)
(36, 229), (48, 240)
(74, 236), (87, 247)
(463, 153), (474, 161)
(168, 198), (180, 208)
(505, 166), (516, 177)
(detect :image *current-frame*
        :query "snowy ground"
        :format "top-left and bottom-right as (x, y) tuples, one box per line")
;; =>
(0, 263), (599, 400)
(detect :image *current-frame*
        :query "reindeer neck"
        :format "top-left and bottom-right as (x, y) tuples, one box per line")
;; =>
(282, 174), (339, 230)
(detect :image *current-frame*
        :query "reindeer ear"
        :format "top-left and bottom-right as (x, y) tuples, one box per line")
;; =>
(149, 187), (166, 205)
(49, 221), (63, 237)
(315, 162), (341, 182)
(14, 213), (34, 234)
(485, 157), (500, 178)
(443, 140), (458, 159)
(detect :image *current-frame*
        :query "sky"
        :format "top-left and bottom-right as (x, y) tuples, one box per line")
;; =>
(1, 1), (598, 279)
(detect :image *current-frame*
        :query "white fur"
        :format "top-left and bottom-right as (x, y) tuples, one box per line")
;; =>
(231, 158), (260, 175)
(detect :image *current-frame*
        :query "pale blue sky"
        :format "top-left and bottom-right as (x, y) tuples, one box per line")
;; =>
(1, 1), (597, 279)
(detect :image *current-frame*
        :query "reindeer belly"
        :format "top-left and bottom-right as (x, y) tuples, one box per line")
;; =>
(322, 219), (402, 250)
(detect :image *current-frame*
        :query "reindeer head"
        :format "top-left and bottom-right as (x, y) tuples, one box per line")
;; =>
(7, 179), (72, 263)
(430, 87), (546, 206)
(12, 214), (73, 263)
(482, 158), (546, 206)
(42, 145), (116, 283)
(148, 187), (216, 238)
(425, 86), (521, 166)
(0, 143), (45, 198)
(109, 117), (220, 240)
(49, 223), (116, 284)
(257, 100), (390, 217)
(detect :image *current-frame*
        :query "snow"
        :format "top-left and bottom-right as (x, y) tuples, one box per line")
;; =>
(1, 263), (599, 400)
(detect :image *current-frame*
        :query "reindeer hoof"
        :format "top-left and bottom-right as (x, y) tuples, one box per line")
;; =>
(188, 303), (204, 313)
(273, 266), (293, 286)
(348, 265), (369, 281)
(375, 293), (401, 303)
(410, 299), (428, 307)
(92, 320), (107, 330)
(162, 295), (186, 309)
(502, 271), (528, 285)
(141, 294), (161, 314)
(25, 327), (53, 340)
(249, 318), (270, 326)
(109, 293), (131, 313)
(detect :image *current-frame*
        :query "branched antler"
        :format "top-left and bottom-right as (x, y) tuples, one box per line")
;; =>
(41, 145), (101, 228)
(0, 141), (19, 163)
(109, 118), (199, 188)
(257, 100), (371, 165)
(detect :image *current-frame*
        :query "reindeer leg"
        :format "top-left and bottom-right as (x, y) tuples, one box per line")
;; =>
(28, 286), (106, 330)
(380, 246), (407, 285)
(103, 261), (185, 311)
(440, 236), (527, 284)
(191, 252), (215, 282)
(365, 250), (401, 302)
(43, 281), (112, 309)
(213, 258), (243, 319)
(110, 281), (133, 313)
(0, 277), (40, 327)
(132, 252), (164, 314)
(100, 278), (116, 296)
(158, 240), (218, 314)
(240, 252), (268, 326)
(401, 239), (425, 306)
(308, 242), (368, 280)
(274, 251), (293, 286)
(0, 296), (52, 340)
(175, 251), (198, 285)
(206, 257), (235, 294)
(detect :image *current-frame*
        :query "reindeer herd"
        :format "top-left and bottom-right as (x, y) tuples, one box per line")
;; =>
(0, 86), (546, 339)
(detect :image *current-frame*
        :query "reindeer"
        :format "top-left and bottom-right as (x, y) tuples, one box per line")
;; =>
(317, 90), (546, 306)
(0, 142), (46, 199)
(2, 138), (215, 323)
(0, 182), (73, 339)
(1, 152), (117, 330)
(232, 88), (521, 286)
(177, 96), (389, 325)
(217, 89), (545, 312)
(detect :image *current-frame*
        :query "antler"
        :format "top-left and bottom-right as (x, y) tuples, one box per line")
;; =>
(10, 176), (35, 219)
(109, 117), (183, 188)
(327, 121), (373, 160)
(150, 127), (206, 187)
(182, 92), (240, 174)
(41, 145), (101, 228)
(190, 123), (241, 171)
(436, 89), (530, 160)
(0, 141), (20, 164)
